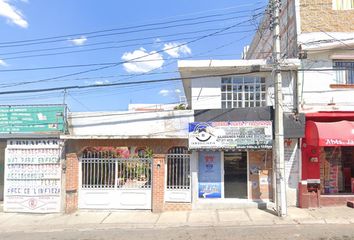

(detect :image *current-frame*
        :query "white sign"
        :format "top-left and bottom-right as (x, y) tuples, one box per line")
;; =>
(4, 139), (62, 213)
(189, 121), (273, 150)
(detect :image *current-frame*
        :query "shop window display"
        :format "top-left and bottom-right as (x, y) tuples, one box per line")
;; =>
(321, 147), (354, 194)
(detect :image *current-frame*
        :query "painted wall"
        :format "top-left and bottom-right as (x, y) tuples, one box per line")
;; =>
(284, 139), (300, 206)
(68, 110), (194, 138)
(190, 77), (222, 110)
(189, 74), (296, 112)
(299, 50), (354, 113)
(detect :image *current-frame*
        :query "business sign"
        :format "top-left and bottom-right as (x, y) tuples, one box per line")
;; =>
(189, 121), (273, 150)
(4, 139), (62, 213)
(198, 151), (221, 198)
(0, 105), (65, 134)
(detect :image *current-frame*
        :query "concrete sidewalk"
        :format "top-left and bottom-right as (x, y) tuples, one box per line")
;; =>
(0, 206), (354, 233)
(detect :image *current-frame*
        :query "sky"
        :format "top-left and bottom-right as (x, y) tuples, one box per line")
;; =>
(0, 0), (267, 112)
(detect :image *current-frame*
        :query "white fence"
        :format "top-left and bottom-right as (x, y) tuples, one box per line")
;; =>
(165, 147), (191, 202)
(79, 151), (152, 209)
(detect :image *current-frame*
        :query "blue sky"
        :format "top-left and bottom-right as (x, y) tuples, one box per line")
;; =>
(0, 0), (267, 111)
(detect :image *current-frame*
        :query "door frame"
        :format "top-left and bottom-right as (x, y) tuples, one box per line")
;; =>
(222, 150), (249, 199)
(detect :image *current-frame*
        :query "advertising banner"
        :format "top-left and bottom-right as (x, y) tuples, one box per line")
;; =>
(4, 139), (62, 213)
(198, 151), (221, 198)
(189, 121), (272, 150)
(0, 105), (65, 134)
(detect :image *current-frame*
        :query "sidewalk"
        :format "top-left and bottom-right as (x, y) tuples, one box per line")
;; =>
(0, 206), (354, 233)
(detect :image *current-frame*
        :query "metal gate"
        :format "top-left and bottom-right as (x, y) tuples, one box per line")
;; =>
(165, 147), (191, 202)
(78, 151), (152, 209)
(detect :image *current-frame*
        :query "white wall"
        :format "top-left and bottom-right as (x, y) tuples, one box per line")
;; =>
(284, 139), (300, 206)
(267, 72), (296, 112)
(191, 77), (222, 110)
(299, 50), (354, 112)
(68, 110), (194, 138)
(190, 74), (295, 112)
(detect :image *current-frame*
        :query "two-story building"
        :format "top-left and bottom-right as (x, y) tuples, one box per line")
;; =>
(244, 0), (354, 207)
(178, 59), (304, 209)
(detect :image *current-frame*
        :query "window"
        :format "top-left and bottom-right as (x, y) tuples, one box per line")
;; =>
(166, 147), (190, 190)
(321, 147), (354, 194)
(334, 61), (354, 85)
(333, 0), (354, 10)
(221, 76), (266, 108)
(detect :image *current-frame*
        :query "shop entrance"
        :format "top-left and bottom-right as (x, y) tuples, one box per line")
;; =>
(322, 146), (354, 194)
(224, 151), (247, 198)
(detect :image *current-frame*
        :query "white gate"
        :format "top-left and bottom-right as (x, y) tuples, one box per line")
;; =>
(165, 147), (191, 202)
(78, 151), (152, 210)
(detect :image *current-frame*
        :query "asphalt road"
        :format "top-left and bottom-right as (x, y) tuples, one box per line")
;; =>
(1, 224), (354, 240)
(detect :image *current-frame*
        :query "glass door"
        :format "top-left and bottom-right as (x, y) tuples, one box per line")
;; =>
(224, 151), (247, 198)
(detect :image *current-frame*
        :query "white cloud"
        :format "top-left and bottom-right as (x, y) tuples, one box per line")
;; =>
(69, 36), (87, 46)
(159, 89), (182, 97)
(94, 80), (109, 85)
(159, 89), (170, 97)
(0, 0), (28, 28)
(163, 42), (191, 58)
(121, 47), (164, 73)
(0, 59), (8, 66)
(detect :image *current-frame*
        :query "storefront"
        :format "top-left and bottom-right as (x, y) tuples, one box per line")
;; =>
(4, 139), (64, 213)
(189, 121), (274, 207)
(0, 105), (66, 213)
(300, 112), (354, 207)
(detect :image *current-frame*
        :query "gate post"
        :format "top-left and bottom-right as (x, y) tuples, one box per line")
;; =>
(65, 153), (79, 213)
(152, 154), (165, 213)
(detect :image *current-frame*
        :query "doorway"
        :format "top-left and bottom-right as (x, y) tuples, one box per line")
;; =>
(224, 151), (247, 198)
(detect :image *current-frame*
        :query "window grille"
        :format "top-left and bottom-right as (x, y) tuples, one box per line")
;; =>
(166, 147), (190, 190)
(221, 76), (266, 109)
(80, 150), (151, 189)
(333, 0), (354, 10)
(334, 61), (354, 84)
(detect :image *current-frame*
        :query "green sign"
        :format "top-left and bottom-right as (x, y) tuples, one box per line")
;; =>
(0, 105), (65, 134)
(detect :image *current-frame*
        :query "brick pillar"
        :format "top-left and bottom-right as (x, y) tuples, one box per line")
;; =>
(152, 154), (165, 213)
(65, 153), (79, 213)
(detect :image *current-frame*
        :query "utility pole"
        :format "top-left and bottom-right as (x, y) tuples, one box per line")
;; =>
(63, 89), (67, 105)
(271, 0), (287, 217)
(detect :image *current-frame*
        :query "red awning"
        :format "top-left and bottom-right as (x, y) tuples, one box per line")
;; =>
(305, 121), (354, 147)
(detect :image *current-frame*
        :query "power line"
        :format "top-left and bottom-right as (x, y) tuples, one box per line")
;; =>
(0, 71), (267, 95)
(0, 51), (253, 73)
(0, 30), (254, 89)
(0, 26), (251, 56)
(0, 18), (257, 89)
(0, 27), (259, 61)
(0, 7), (265, 48)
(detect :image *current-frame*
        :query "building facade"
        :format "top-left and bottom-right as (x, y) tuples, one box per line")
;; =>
(246, 0), (354, 207)
(62, 109), (194, 213)
(0, 105), (66, 213)
(178, 59), (304, 208)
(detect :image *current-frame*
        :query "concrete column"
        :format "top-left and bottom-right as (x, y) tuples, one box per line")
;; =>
(152, 154), (165, 213)
(190, 151), (198, 209)
(65, 153), (79, 213)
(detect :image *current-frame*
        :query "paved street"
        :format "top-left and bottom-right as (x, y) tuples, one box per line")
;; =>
(2, 206), (354, 239)
(1, 224), (354, 240)
(2, 206), (354, 233)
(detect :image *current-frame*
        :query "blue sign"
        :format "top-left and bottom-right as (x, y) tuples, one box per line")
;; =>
(198, 151), (222, 198)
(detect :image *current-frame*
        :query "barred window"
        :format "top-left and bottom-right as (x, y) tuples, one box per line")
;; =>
(334, 61), (354, 84)
(333, 0), (354, 10)
(221, 76), (266, 109)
